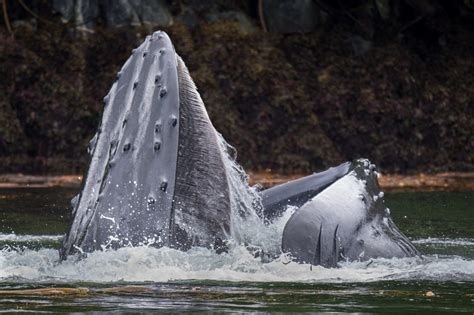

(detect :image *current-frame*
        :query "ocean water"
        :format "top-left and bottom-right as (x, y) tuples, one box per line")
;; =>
(0, 187), (472, 313)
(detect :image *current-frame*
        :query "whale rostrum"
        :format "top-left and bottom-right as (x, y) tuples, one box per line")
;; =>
(60, 31), (231, 259)
(60, 31), (419, 266)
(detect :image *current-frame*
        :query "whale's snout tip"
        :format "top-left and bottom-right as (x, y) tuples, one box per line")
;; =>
(151, 30), (169, 41)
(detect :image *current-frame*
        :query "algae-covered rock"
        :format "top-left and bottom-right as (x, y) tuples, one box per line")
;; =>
(52, 0), (172, 28)
(0, 2), (473, 174)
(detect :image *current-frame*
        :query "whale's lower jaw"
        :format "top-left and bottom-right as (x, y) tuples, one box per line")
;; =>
(60, 32), (231, 259)
(169, 56), (230, 251)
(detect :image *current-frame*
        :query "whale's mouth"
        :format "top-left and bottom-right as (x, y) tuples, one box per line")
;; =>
(60, 31), (419, 266)
(169, 56), (232, 251)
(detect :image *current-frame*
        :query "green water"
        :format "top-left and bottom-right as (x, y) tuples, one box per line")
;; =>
(0, 188), (473, 313)
(0, 188), (74, 235)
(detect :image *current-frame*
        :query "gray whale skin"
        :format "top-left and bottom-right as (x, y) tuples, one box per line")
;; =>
(60, 31), (419, 267)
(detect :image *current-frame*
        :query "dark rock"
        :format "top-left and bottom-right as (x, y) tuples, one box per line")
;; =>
(52, 0), (172, 28)
(176, 8), (199, 29)
(130, 0), (172, 26)
(52, 0), (74, 22)
(101, 0), (172, 27)
(53, 0), (99, 29)
(11, 19), (38, 32)
(101, 0), (139, 26)
(351, 35), (373, 56)
(0, 94), (27, 156)
(375, 0), (391, 20)
(177, 1), (256, 33)
(205, 11), (257, 34)
(262, 0), (320, 33)
(1, 12), (473, 174)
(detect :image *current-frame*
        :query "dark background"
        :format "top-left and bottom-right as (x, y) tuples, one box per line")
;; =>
(0, 0), (473, 174)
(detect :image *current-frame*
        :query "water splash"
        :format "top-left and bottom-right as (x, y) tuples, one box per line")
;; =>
(1, 244), (473, 283)
(0, 233), (62, 242)
(413, 238), (474, 247)
(217, 134), (291, 256)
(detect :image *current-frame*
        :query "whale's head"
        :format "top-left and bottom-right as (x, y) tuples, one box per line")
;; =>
(281, 159), (420, 267)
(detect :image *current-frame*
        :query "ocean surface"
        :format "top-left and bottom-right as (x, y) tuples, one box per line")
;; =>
(0, 188), (472, 313)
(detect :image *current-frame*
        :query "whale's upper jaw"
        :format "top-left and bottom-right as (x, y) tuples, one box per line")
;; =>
(60, 31), (230, 259)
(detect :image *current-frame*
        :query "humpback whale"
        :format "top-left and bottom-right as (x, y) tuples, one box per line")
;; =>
(60, 31), (419, 266)
(263, 160), (419, 267)
(60, 31), (232, 258)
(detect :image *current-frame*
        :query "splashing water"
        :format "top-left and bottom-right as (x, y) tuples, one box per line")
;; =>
(218, 134), (292, 256)
(1, 237), (473, 283)
(0, 138), (472, 286)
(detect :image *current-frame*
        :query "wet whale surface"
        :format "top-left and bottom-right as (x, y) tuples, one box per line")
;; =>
(61, 32), (231, 259)
(60, 31), (419, 266)
(280, 160), (419, 267)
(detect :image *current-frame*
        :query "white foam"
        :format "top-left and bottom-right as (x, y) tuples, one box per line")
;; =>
(413, 238), (474, 246)
(218, 135), (292, 255)
(0, 246), (472, 283)
(0, 233), (62, 242)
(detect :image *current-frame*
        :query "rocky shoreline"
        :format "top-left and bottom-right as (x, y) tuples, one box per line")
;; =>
(1, 1), (473, 175)
(0, 172), (472, 191)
